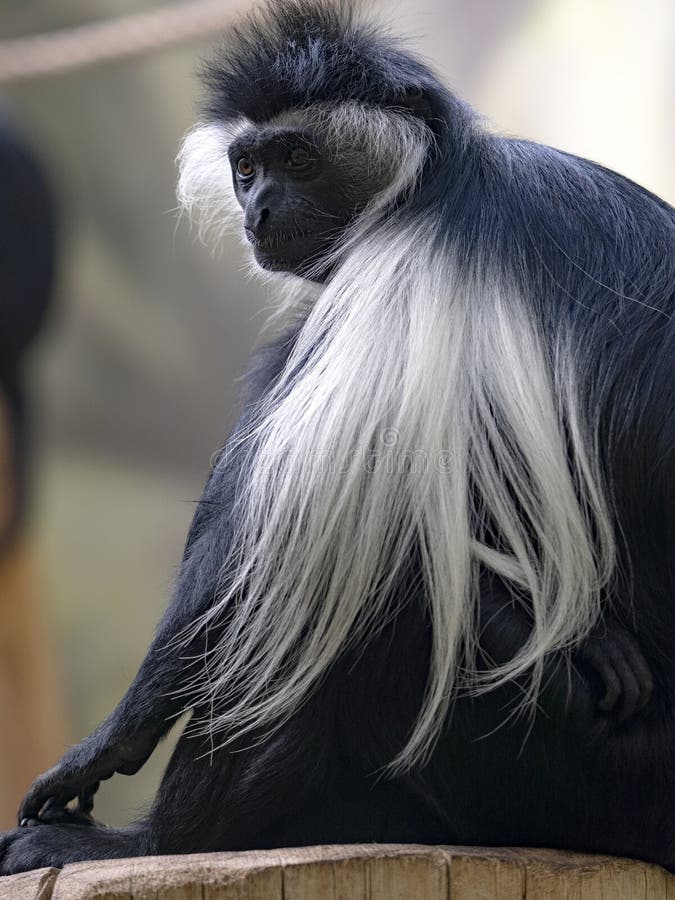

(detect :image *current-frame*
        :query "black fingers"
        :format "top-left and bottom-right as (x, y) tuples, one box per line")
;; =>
(19, 752), (117, 823)
(18, 765), (78, 824)
(77, 781), (101, 816)
(18, 721), (165, 825)
(581, 623), (654, 722)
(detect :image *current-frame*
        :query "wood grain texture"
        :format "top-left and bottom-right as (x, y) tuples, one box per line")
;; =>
(0, 866), (57, 900)
(0, 844), (673, 899)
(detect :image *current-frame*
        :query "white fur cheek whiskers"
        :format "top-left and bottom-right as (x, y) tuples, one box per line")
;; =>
(176, 119), (250, 248)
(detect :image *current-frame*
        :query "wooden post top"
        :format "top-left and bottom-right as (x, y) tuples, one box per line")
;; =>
(1, 844), (673, 899)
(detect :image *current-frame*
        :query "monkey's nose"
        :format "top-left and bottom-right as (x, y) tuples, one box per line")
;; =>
(244, 207), (270, 237)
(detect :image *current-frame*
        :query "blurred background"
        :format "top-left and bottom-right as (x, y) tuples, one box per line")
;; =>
(0, 0), (673, 829)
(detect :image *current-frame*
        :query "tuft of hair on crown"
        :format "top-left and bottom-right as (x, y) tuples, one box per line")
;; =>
(173, 0), (616, 773)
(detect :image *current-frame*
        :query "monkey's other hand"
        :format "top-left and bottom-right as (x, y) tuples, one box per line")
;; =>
(18, 722), (161, 825)
(579, 621), (654, 722)
(0, 819), (143, 875)
(0, 823), (87, 875)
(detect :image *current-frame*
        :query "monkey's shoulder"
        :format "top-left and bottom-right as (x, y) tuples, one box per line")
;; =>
(503, 137), (674, 227)
(242, 324), (305, 408)
(182, 323), (306, 549)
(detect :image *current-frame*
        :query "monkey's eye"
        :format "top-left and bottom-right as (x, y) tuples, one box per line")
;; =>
(288, 146), (311, 168)
(236, 157), (255, 179)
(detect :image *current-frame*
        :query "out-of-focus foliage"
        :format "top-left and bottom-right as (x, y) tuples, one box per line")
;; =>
(0, 0), (672, 826)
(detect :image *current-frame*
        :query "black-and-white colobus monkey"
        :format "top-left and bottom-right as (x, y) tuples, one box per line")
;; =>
(1, 0), (673, 876)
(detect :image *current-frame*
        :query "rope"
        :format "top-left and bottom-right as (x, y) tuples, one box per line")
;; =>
(0, 0), (247, 85)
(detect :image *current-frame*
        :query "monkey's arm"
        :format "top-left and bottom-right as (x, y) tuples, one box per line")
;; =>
(17, 484), (233, 824)
(17, 329), (301, 826)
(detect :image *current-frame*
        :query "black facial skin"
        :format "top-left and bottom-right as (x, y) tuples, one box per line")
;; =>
(229, 126), (373, 280)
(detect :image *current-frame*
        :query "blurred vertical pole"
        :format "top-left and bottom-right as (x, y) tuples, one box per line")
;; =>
(0, 113), (67, 829)
(0, 410), (67, 828)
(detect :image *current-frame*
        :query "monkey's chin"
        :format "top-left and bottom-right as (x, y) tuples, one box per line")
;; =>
(252, 247), (329, 282)
(252, 248), (296, 272)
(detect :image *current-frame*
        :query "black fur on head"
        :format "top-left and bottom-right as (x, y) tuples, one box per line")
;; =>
(201, 0), (454, 128)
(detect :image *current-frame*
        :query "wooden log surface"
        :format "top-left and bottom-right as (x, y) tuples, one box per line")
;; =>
(0, 844), (673, 899)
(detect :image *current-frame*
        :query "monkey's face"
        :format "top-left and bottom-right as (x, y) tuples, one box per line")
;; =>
(229, 126), (381, 280)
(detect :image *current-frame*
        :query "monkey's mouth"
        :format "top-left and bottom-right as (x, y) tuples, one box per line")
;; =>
(245, 228), (313, 252)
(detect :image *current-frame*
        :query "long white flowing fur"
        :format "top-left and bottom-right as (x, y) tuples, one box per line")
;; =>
(175, 104), (615, 770)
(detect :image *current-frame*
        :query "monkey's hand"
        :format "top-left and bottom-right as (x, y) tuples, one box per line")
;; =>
(578, 620), (654, 722)
(18, 721), (162, 826)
